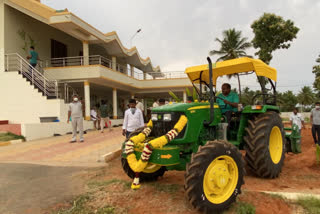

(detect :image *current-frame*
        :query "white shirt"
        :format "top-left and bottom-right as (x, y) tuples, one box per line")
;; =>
(69, 102), (83, 118)
(290, 113), (304, 129)
(136, 101), (144, 111)
(153, 102), (159, 108)
(122, 108), (144, 132)
(90, 109), (97, 121)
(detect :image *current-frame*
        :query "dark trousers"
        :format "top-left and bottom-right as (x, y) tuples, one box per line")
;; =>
(28, 63), (37, 78)
(312, 125), (320, 145)
(126, 131), (132, 139)
(223, 111), (233, 125)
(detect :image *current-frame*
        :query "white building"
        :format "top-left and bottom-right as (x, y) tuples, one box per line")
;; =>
(0, 0), (192, 140)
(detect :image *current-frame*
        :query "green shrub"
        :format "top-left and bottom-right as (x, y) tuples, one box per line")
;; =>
(236, 202), (256, 214)
(296, 196), (320, 214)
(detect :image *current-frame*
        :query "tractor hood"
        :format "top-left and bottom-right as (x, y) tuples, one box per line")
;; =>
(152, 102), (218, 113)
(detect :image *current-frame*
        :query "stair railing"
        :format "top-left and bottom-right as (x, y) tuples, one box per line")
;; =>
(5, 53), (59, 98)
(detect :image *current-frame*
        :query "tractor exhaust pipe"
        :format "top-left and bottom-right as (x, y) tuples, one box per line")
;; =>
(204, 57), (214, 126)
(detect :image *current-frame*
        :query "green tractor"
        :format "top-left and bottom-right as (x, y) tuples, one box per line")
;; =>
(121, 57), (287, 213)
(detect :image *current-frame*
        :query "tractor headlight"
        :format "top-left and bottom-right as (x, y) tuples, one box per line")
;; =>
(163, 113), (172, 121)
(151, 114), (158, 121)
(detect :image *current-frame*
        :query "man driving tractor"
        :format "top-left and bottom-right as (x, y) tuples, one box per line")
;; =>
(216, 83), (239, 123)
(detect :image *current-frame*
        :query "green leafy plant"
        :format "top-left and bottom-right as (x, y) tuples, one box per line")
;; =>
(186, 88), (191, 97)
(0, 132), (25, 141)
(296, 196), (320, 214)
(236, 202), (256, 214)
(17, 29), (36, 54)
(168, 91), (181, 102)
(192, 87), (198, 101)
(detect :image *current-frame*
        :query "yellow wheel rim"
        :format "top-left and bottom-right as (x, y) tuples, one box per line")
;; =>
(269, 126), (283, 164)
(142, 163), (161, 173)
(203, 155), (238, 204)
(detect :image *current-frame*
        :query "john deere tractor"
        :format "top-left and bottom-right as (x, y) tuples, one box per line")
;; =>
(121, 57), (287, 213)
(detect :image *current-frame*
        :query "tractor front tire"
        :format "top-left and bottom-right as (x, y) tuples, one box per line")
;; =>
(121, 127), (166, 182)
(185, 140), (245, 213)
(244, 111), (285, 178)
(121, 158), (166, 182)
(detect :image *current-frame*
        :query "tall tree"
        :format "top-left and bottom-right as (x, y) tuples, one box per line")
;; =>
(251, 13), (299, 64)
(209, 28), (252, 61)
(297, 86), (314, 111)
(210, 28), (252, 95)
(312, 54), (320, 94)
(277, 91), (298, 112)
(240, 87), (257, 106)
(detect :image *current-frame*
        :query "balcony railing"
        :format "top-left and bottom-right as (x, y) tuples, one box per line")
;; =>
(44, 55), (188, 80)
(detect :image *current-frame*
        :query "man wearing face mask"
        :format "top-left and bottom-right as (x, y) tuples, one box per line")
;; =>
(122, 99), (145, 138)
(311, 102), (320, 145)
(67, 94), (84, 143)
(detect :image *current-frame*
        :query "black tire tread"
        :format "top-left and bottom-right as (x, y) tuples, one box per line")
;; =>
(244, 111), (285, 178)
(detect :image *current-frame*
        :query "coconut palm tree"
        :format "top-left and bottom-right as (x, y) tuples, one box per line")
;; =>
(210, 29), (253, 96)
(297, 86), (315, 111)
(209, 28), (252, 61)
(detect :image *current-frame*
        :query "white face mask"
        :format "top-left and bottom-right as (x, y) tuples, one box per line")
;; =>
(73, 97), (78, 102)
(316, 106), (320, 110)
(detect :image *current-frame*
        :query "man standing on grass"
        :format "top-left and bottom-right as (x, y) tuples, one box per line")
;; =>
(122, 99), (144, 139)
(290, 108), (305, 135)
(311, 102), (320, 145)
(67, 94), (84, 143)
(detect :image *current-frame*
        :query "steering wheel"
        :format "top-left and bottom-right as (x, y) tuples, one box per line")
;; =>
(215, 96), (225, 102)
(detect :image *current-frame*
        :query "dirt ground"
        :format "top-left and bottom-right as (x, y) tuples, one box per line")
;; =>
(48, 127), (320, 214)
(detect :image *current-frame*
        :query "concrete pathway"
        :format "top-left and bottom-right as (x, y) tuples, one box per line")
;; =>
(0, 128), (125, 214)
(0, 127), (125, 166)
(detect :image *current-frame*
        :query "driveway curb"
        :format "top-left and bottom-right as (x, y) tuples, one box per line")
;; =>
(103, 149), (121, 163)
(0, 139), (23, 147)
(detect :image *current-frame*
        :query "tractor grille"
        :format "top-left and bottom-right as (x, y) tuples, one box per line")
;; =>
(150, 112), (186, 139)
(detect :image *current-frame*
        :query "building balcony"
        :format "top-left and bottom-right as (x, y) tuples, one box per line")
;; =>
(43, 55), (191, 94)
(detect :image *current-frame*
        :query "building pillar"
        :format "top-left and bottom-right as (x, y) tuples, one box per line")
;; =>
(82, 41), (89, 65)
(143, 72), (147, 80)
(130, 65), (134, 77)
(143, 99), (147, 116)
(0, 1), (5, 73)
(84, 81), (91, 120)
(126, 64), (129, 76)
(113, 88), (118, 119)
(112, 56), (117, 71)
(183, 91), (187, 103)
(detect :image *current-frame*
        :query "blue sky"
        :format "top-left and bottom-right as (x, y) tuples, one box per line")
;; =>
(43, 0), (320, 93)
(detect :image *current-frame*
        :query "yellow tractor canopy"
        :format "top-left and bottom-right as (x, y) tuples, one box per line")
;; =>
(185, 57), (277, 85)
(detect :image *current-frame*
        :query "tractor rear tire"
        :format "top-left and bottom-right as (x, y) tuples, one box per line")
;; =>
(185, 140), (245, 214)
(244, 111), (285, 178)
(121, 127), (166, 182)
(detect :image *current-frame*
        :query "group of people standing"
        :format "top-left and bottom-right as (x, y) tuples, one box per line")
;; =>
(90, 100), (112, 133)
(67, 95), (112, 143)
(290, 102), (320, 146)
(68, 95), (166, 142)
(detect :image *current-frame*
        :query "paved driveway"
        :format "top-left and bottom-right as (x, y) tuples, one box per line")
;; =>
(0, 128), (125, 214)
